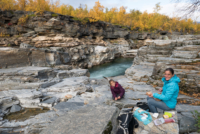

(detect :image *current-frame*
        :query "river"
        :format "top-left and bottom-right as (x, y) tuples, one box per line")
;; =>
(89, 58), (133, 79)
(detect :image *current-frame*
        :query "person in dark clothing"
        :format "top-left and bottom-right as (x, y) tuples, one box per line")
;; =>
(109, 80), (125, 101)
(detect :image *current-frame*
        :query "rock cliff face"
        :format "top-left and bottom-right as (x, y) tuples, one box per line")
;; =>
(0, 10), (163, 68)
(0, 38), (131, 68)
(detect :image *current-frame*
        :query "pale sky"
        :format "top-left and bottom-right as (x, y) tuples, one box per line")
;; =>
(60, 0), (200, 21)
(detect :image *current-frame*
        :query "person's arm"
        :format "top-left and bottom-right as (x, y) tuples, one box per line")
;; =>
(111, 88), (117, 98)
(153, 83), (175, 101)
(118, 84), (125, 98)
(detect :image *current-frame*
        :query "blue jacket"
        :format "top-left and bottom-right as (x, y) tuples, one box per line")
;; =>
(153, 75), (180, 109)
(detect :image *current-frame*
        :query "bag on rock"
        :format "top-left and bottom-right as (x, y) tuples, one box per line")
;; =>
(136, 102), (150, 112)
(133, 108), (152, 125)
(116, 108), (139, 134)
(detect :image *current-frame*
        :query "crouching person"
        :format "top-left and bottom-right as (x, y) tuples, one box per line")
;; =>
(109, 80), (125, 101)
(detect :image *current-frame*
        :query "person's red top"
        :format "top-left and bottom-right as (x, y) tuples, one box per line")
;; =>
(110, 82), (125, 98)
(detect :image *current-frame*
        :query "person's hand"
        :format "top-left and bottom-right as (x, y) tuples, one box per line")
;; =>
(159, 88), (163, 92)
(115, 97), (118, 101)
(118, 96), (121, 99)
(148, 92), (153, 97)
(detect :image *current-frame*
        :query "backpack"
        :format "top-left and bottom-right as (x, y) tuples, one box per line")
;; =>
(116, 108), (139, 134)
(136, 102), (150, 112)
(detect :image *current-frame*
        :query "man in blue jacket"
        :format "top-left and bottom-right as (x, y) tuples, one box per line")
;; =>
(147, 68), (180, 113)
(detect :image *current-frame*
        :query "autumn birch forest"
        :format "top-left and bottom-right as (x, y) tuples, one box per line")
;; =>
(1, 0), (200, 33)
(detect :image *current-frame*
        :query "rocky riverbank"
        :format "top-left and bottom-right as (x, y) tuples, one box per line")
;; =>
(125, 34), (200, 133)
(0, 9), (200, 134)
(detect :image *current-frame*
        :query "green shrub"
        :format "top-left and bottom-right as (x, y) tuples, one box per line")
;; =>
(192, 110), (200, 132)
(28, 14), (36, 17)
(51, 14), (58, 17)
(72, 17), (89, 24)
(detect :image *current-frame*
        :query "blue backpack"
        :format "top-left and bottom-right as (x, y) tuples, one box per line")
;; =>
(133, 108), (152, 125)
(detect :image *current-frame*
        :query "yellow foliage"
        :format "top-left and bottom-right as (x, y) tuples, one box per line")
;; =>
(0, 0), (17, 10)
(0, 33), (10, 37)
(18, 14), (29, 24)
(1, 0), (200, 33)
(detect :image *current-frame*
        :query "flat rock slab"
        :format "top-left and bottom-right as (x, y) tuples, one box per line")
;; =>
(50, 76), (89, 88)
(0, 66), (51, 76)
(53, 102), (84, 112)
(176, 104), (200, 112)
(0, 82), (41, 91)
(116, 77), (146, 90)
(125, 65), (154, 81)
(0, 89), (42, 99)
(41, 105), (119, 134)
(133, 84), (155, 92)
